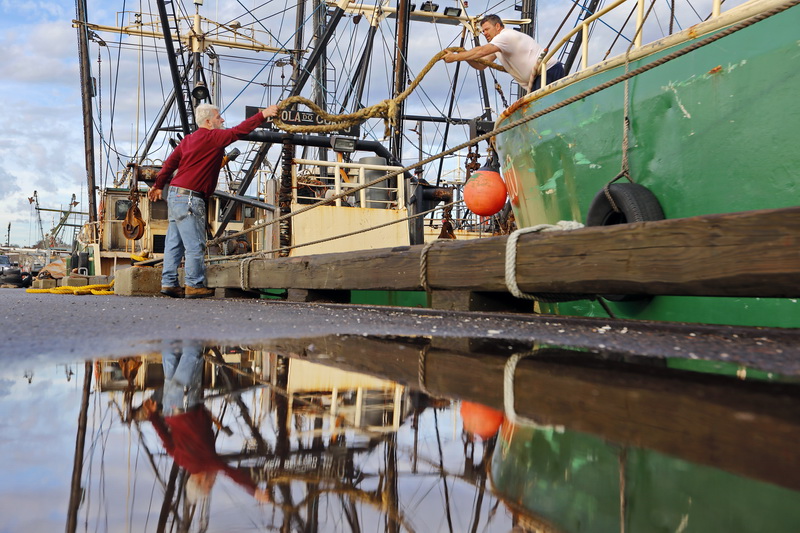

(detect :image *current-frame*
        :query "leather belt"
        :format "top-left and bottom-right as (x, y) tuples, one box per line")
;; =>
(171, 186), (205, 199)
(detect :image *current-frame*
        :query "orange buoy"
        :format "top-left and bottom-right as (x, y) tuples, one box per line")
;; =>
(464, 168), (507, 216)
(460, 401), (504, 440)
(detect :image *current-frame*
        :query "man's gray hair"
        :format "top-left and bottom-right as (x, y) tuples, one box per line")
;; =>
(480, 14), (504, 27)
(195, 104), (219, 127)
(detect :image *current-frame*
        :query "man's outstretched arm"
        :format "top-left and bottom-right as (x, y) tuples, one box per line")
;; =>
(443, 44), (500, 70)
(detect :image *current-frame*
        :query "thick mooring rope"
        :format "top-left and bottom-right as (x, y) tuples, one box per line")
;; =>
(272, 48), (504, 136)
(504, 222), (585, 301)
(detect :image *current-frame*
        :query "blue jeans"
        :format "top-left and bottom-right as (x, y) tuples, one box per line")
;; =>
(162, 188), (207, 288)
(531, 62), (566, 91)
(161, 340), (205, 414)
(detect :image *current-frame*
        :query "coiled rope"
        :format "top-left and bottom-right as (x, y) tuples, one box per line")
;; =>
(26, 279), (115, 295)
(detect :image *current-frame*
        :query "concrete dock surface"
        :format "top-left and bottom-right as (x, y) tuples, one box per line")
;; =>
(1, 288), (798, 375)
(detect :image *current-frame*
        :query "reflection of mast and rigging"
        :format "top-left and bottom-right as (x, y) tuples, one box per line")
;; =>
(68, 343), (502, 532)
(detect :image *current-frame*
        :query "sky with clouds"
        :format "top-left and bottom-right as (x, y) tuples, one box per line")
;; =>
(0, 0), (728, 248)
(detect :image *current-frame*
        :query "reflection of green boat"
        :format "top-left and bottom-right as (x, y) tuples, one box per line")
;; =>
(490, 423), (800, 532)
(494, 0), (800, 327)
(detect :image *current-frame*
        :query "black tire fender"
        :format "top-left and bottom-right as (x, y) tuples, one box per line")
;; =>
(586, 183), (665, 301)
(586, 182), (665, 226)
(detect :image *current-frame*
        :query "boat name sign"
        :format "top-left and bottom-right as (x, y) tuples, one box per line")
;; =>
(246, 106), (360, 137)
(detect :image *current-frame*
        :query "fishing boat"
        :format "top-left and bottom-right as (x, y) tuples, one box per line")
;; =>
(69, 0), (798, 327)
(493, 0), (800, 327)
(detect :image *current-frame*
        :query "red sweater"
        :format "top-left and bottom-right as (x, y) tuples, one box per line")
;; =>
(149, 407), (258, 494)
(154, 112), (266, 198)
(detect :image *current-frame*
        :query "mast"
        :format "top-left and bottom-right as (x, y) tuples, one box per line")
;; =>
(391, 0), (412, 161)
(156, 0), (193, 135)
(435, 31), (468, 185)
(339, 21), (379, 113)
(214, 0), (350, 237)
(75, 0), (97, 224)
(473, 33), (494, 121)
(313, 0), (329, 164)
(65, 362), (93, 533)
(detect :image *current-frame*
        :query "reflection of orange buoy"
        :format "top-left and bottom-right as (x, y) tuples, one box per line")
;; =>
(461, 401), (504, 440)
(464, 168), (508, 216)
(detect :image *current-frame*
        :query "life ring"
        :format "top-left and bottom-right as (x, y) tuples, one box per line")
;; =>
(586, 182), (665, 301)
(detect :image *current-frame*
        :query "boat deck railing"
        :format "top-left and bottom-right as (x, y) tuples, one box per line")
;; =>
(537, 0), (725, 87)
(291, 159), (406, 210)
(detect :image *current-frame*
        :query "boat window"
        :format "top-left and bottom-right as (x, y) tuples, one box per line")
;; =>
(219, 204), (241, 222)
(114, 200), (131, 220)
(244, 206), (255, 219)
(152, 234), (166, 254)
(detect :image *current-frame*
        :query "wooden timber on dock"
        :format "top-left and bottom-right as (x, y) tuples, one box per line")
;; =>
(207, 206), (800, 298)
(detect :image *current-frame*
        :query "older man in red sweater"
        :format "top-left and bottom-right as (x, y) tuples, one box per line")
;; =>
(148, 104), (278, 299)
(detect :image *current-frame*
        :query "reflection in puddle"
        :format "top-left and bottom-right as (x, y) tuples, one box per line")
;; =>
(2, 336), (800, 532)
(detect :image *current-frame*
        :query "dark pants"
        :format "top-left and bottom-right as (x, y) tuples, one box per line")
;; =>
(531, 62), (566, 91)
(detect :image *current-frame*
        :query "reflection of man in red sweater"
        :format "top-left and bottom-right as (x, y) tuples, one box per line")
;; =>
(144, 400), (270, 502)
(140, 340), (269, 503)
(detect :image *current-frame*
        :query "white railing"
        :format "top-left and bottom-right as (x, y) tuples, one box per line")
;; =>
(292, 159), (405, 209)
(537, 0), (724, 87)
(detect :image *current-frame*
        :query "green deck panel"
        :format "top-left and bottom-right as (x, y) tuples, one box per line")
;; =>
(496, 7), (800, 326)
(349, 290), (429, 308)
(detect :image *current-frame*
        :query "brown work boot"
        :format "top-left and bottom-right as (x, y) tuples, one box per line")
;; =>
(160, 286), (184, 298)
(185, 285), (215, 299)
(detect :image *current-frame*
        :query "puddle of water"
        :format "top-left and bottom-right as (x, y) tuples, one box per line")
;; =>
(2, 336), (800, 532)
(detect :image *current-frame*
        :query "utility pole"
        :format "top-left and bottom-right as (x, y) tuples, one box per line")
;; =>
(75, 0), (98, 224)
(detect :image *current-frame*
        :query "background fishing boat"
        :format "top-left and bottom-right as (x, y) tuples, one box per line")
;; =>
(71, 0), (531, 278)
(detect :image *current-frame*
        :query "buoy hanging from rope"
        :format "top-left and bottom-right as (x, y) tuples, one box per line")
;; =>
(464, 156), (507, 216)
(460, 401), (504, 440)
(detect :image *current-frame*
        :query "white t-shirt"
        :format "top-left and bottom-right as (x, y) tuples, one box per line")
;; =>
(490, 28), (559, 86)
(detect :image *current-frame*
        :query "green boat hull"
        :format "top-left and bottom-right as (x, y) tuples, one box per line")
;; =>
(495, 3), (800, 327)
(490, 425), (800, 533)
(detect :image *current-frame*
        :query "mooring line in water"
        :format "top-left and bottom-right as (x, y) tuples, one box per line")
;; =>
(210, 0), (798, 253)
(503, 352), (541, 427)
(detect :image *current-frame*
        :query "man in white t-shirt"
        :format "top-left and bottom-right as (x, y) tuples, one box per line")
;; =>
(444, 14), (565, 93)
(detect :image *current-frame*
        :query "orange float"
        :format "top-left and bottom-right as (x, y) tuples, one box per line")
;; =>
(463, 167), (508, 216)
(460, 401), (505, 440)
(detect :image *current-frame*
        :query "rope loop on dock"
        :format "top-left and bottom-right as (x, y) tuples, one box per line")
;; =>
(503, 351), (541, 427)
(419, 241), (434, 292)
(417, 344), (435, 396)
(238, 255), (261, 292)
(504, 221), (586, 302)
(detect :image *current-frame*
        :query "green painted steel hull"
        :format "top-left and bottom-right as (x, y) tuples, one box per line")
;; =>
(490, 425), (800, 532)
(495, 4), (800, 327)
